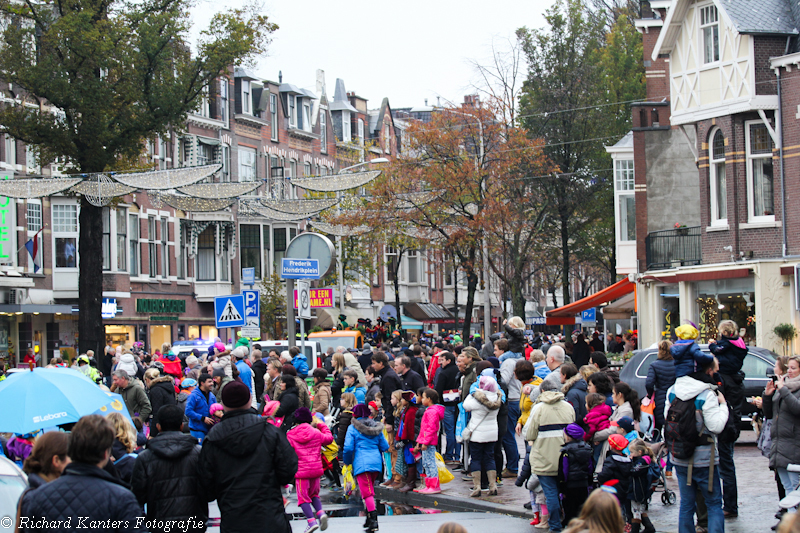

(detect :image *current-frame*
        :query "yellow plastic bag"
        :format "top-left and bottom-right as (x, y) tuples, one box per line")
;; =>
(341, 464), (356, 496)
(322, 441), (339, 462)
(435, 452), (454, 484)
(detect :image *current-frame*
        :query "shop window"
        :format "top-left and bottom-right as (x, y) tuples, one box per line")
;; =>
(196, 226), (215, 281)
(129, 214), (139, 276)
(202, 325), (218, 341)
(116, 209), (127, 271)
(53, 203), (77, 268)
(240, 224), (261, 279)
(710, 128), (727, 225)
(746, 122), (774, 221)
(188, 325), (200, 340)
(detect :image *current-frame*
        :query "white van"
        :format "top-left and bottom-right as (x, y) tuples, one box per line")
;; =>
(257, 340), (322, 370)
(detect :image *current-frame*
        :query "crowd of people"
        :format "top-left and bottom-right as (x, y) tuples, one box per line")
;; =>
(2, 316), (795, 533)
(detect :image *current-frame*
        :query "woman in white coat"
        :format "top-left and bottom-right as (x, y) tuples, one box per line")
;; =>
(463, 375), (502, 496)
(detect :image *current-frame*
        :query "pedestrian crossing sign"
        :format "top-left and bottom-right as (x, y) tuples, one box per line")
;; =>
(215, 294), (246, 328)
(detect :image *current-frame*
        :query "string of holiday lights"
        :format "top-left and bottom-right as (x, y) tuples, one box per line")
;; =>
(291, 169), (382, 192)
(0, 178), (83, 198)
(239, 200), (315, 221)
(177, 182), (260, 199)
(71, 176), (137, 207)
(309, 220), (370, 236)
(261, 198), (340, 214)
(156, 193), (236, 212)
(112, 164), (221, 190)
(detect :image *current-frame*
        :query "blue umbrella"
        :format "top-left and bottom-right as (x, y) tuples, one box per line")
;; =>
(0, 367), (118, 434)
(93, 391), (135, 426)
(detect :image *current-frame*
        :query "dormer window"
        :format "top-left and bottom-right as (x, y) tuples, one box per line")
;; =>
(342, 111), (351, 142)
(701, 5), (719, 64)
(242, 80), (251, 115)
(303, 102), (311, 132)
(289, 96), (296, 127)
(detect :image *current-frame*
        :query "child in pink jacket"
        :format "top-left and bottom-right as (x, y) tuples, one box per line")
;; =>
(287, 407), (334, 533)
(413, 388), (445, 494)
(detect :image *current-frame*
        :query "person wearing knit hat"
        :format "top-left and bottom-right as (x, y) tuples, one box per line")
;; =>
(368, 401), (380, 418)
(597, 432), (633, 518)
(287, 405), (334, 533)
(671, 320), (713, 379)
(198, 372), (298, 533)
(559, 423), (593, 523)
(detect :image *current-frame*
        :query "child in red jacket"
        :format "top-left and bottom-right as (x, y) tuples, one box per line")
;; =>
(414, 388), (445, 494)
(396, 390), (419, 492)
(287, 407), (334, 533)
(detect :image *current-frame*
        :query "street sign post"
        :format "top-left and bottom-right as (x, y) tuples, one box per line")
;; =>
(241, 289), (260, 338)
(297, 281), (311, 358)
(582, 308), (597, 327)
(214, 294), (246, 329)
(242, 267), (255, 286)
(281, 258), (320, 279)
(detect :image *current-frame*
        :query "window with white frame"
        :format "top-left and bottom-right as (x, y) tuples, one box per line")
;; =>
(289, 160), (297, 180)
(148, 216), (158, 277)
(160, 217), (169, 277)
(221, 145), (231, 182)
(196, 226), (215, 281)
(304, 162), (311, 177)
(241, 80), (251, 115)
(177, 223), (186, 280)
(385, 124), (391, 153)
(746, 121), (774, 220)
(240, 224), (261, 279)
(303, 102), (311, 132)
(220, 78), (228, 124)
(25, 202), (42, 272)
(701, 5), (719, 64)
(26, 145), (39, 173)
(320, 112), (327, 151)
(386, 246), (399, 282)
(53, 203), (78, 268)
(5, 135), (15, 166)
(289, 96), (296, 127)
(270, 93), (278, 141)
(615, 159), (635, 242)
(407, 249), (419, 283)
(238, 146), (257, 181)
(709, 129), (727, 225)
(198, 142), (214, 166)
(198, 85), (210, 118)
(357, 119), (364, 145)
(116, 209), (127, 271)
(129, 214), (139, 276)
(342, 111), (351, 142)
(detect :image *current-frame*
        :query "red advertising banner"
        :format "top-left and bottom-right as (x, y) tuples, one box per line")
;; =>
(293, 288), (334, 309)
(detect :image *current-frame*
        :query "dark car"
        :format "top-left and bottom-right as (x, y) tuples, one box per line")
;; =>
(619, 344), (777, 425)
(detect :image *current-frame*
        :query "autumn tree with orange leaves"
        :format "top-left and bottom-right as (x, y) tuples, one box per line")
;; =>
(337, 100), (554, 338)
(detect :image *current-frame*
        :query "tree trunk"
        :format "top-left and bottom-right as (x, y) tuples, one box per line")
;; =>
(394, 272), (402, 332)
(560, 211), (571, 306)
(453, 260), (459, 333)
(463, 267), (478, 342)
(511, 270), (526, 319)
(78, 198), (104, 357)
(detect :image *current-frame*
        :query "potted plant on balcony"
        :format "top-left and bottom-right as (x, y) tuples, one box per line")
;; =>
(773, 323), (798, 356)
(674, 222), (688, 236)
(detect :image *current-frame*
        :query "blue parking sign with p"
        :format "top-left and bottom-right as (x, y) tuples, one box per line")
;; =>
(243, 290), (260, 327)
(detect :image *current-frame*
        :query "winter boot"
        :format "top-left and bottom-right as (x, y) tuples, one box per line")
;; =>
(470, 471), (482, 497)
(530, 512), (541, 526)
(417, 477), (442, 494)
(364, 510), (379, 532)
(398, 465), (417, 493)
(641, 516), (655, 533)
(534, 513), (549, 529)
(380, 474), (398, 488)
(487, 470), (498, 496)
(630, 521), (641, 533)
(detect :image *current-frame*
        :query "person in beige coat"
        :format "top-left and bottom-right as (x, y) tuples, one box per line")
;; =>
(312, 368), (332, 416)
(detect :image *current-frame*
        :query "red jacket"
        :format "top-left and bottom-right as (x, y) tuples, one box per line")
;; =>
(416, 404), (444, 446)
(158, 357), (183, 379)
(287, 422), (334, 479)
(397, 405), (418, 442)
(584, 403), (612, 441)
(427, 353), (441, 387)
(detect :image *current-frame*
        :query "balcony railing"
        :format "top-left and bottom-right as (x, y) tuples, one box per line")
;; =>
(645, 226), (701, 271)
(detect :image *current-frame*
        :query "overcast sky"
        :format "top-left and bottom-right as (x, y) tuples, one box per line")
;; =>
(191, 0), (554, 110)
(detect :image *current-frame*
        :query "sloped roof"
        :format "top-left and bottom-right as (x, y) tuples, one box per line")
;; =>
(720, 0), (798, 35)
(330, 78), (357, 113)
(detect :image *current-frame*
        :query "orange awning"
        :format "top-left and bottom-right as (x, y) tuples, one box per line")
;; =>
(546, 278), (636, 318)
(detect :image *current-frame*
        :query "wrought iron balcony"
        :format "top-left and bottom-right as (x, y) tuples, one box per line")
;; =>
(645, 226), (701, 271)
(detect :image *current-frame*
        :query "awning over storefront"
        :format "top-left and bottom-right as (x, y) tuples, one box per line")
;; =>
(0, 304), (73, 314)
(398, 316), (424, 329)
(403, 302), (454, 324)
(601, 292), (636, 320)
(546, 278), (636, 324)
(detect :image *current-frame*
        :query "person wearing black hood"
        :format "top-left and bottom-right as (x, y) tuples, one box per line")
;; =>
(199, 381), (298, 533)
(358, 344), (374, 372)
(131, 405), (207, 532)
(708, 319), (748, 519)
(144, 368), (177, 438)
(572, 334), (592, 368)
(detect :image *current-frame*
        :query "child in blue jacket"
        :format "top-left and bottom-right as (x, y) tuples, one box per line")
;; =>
(343, 404), (389, 533)
(670, 322), (713, 378)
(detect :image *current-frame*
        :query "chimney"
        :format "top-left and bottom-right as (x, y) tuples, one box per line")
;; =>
(436, 96), (441, 107)
(278, 70), (282, 83)
(424, 98), (428, 106)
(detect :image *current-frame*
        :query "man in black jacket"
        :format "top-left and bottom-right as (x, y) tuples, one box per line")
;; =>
(434, 351), (462, 462)
(131, 405), (207, 532)
(199, 381), (298, 533)
(395, 355), (425, 394)
(19, 415), (144, 532)
(251, 349), (267, 403)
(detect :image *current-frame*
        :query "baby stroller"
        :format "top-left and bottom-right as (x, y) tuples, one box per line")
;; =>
(645, 429), (677, 506)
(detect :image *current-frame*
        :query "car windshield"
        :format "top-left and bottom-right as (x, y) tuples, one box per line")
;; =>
(0, 475), (27, 520)
(315, 336), (355, 352)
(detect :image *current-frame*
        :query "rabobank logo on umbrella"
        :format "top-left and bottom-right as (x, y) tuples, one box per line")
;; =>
(281, 258), (320, 279)
(33, 412), (67, 424)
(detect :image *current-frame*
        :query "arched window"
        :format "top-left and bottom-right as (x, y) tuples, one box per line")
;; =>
(709, 128), (727, 225)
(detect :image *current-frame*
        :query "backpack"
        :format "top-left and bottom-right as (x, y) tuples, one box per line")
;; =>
(718, 401), (741, 444)
(645, 458), (662, 496)
(664, 397), (701, 460)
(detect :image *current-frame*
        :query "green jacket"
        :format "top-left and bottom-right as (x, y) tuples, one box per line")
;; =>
(120, 383), (152, 421)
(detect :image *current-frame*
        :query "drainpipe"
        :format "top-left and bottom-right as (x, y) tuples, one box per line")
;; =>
(778, 68), (788, 257)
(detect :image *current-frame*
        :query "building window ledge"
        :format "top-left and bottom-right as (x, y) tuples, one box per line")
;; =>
(739, 220), (781, 230)
(706, 224), (729, 232)
(188, 115), (226, 130)
(234, 114), (267, 128)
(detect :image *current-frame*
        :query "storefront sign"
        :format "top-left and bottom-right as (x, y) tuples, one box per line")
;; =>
(149, 316), (179, 321)
(293, 288), (333, 308)
(136, 299), (186, 314)
(101, 298), (118, 319)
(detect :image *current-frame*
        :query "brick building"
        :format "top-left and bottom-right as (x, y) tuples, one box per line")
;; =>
(611, 0), (800, 352)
